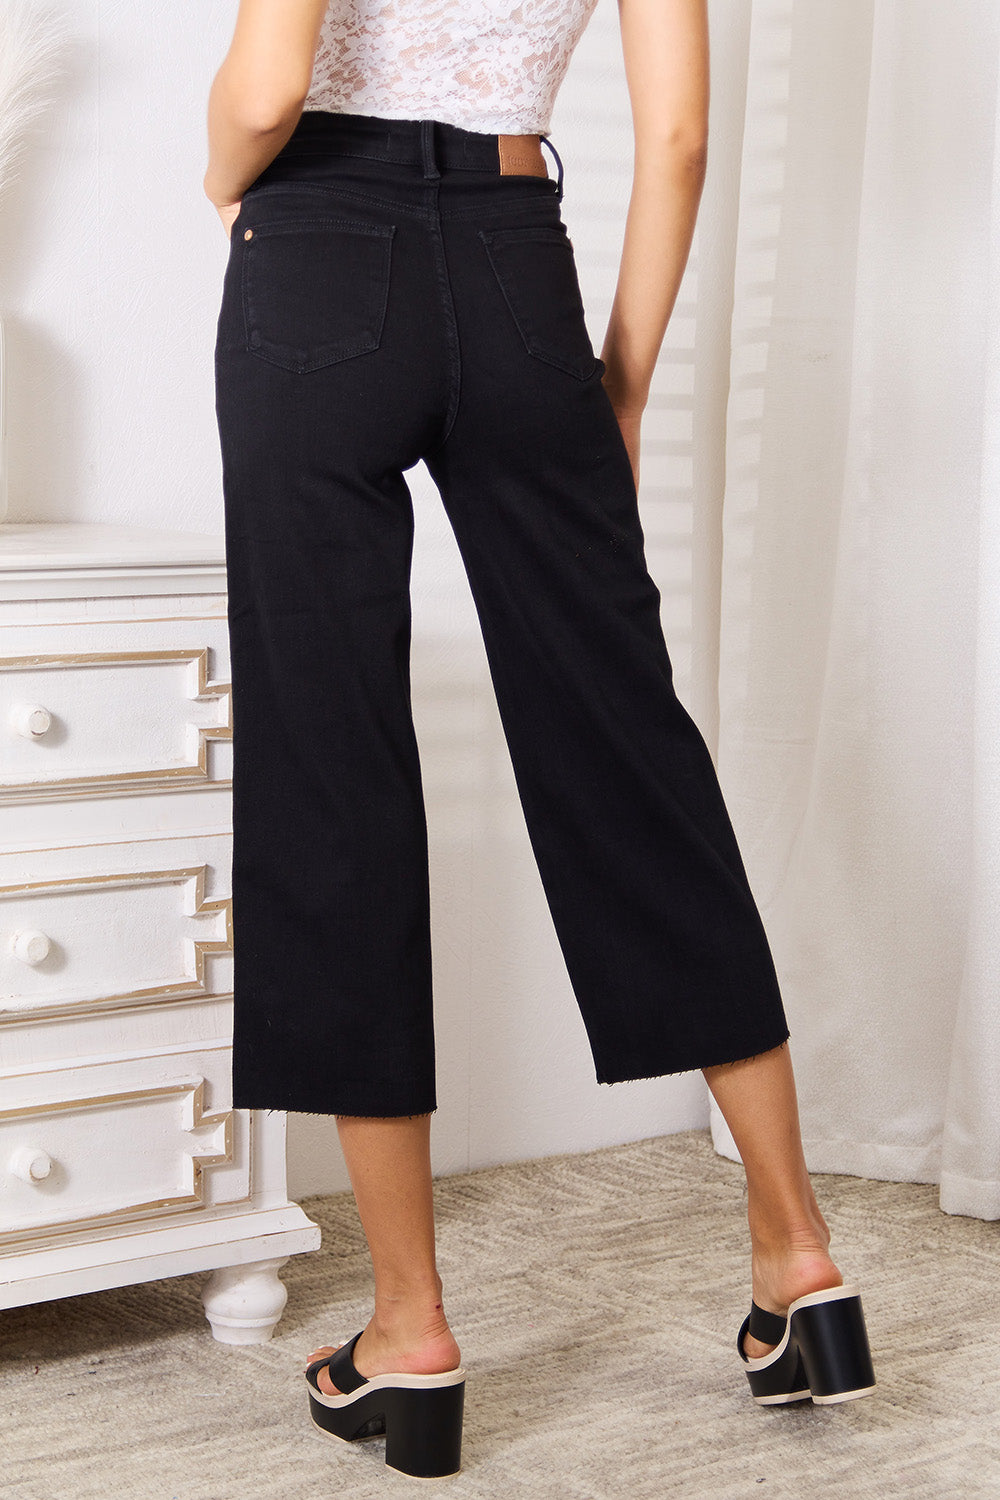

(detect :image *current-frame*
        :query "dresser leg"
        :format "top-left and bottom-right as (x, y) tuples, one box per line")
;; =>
(201, 1256), (290, 1344)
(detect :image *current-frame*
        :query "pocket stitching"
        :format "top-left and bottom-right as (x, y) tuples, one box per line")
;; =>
(478, 226), (596, 381)
(242, 219), (396, 374)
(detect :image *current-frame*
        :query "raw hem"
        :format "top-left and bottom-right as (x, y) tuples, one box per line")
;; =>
(235, 1103), (439, 1120)
(594, 1027), (791, 1087)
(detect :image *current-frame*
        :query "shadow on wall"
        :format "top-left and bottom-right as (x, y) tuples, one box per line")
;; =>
(2, 312), (85, 512)
(0, 22), (88, 520)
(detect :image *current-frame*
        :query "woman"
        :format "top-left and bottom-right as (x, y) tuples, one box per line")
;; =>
(205, 0), (875, 1478)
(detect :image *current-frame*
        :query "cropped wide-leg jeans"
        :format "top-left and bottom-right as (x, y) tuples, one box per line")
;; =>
(214, 110), (790, 1117)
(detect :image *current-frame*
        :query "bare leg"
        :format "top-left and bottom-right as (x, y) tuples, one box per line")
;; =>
(306, 1113), (461, 1395)
(702, 1041), (842, 1358)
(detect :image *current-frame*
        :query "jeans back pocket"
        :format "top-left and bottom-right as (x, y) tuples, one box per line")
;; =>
(242, 218), (396, 373)
(478, 224), (597, 380)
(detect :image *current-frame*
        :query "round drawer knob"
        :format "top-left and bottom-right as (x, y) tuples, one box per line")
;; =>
(10, 929), (51, 965)
(9, 703), (52, 738)
(9, 1146), (54, 1184)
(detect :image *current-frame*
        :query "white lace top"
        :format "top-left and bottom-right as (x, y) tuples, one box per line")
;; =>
(302, 0), (602, 135)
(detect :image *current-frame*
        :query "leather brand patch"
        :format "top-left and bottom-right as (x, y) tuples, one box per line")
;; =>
(498, 135), (548, 178)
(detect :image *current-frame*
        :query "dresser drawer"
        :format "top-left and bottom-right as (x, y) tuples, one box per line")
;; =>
(0, 1048), (249, 1245)
(0, 645), (231, 801)
(0, 525), (317, 1340)
(0, 834), (232, 1026)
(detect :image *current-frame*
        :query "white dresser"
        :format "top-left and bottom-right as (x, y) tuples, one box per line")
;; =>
(0, 522), (319, 1342)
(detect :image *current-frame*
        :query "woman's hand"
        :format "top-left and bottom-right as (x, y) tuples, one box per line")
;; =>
(613, 408), (642, 493)
(215, 200), (243, 238)
(601, 367), (643, 491)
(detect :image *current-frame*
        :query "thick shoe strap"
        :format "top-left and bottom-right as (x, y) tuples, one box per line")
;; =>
(748, 1300), (788, 1344)
(322, 1331), (368, 1394)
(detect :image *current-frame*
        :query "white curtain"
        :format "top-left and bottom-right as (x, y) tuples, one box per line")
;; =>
(701, 0), (1000, 1219)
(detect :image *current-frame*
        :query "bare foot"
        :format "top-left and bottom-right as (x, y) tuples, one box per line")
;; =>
(742, 1242), (843, 1359)
(307, 1316), (462, 1397)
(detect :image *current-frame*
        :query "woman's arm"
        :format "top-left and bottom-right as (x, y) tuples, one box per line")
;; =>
(601, 0), (709, 484)
(204, 0), (328, 234)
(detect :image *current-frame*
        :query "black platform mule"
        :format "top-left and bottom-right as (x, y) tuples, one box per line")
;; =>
(306, 1331), (466, 1478)
(737, 1284), (876, 1405)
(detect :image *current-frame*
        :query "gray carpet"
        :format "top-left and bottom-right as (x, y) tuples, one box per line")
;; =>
(2, 1130), (997, 1499)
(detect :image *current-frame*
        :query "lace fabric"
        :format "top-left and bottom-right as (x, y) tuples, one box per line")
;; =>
(303, 0), (602, 135)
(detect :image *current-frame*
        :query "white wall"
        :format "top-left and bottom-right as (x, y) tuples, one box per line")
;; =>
(2, 0), (759, 1196)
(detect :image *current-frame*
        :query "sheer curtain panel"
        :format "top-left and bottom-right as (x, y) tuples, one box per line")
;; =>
(702, 0), (999, 1219)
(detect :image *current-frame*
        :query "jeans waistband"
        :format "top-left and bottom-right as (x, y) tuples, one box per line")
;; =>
(282, 110), (564, 197)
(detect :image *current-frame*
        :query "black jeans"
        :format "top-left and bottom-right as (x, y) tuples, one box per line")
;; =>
(214, 110), (789, 1116)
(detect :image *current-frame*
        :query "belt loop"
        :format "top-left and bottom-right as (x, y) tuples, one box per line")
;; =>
(420, 119), (441, 180)
(540, 134), (564, 199)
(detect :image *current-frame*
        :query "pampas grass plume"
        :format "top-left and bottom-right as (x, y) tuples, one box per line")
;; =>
(0, 1), (69, 206)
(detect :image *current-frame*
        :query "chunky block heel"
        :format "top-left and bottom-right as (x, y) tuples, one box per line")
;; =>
(791, 1287), (876, 1403)
(382, 1382), (465, 1478)
(306, 1331), (466, 1478)
(737, 1284), (875, 1406)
